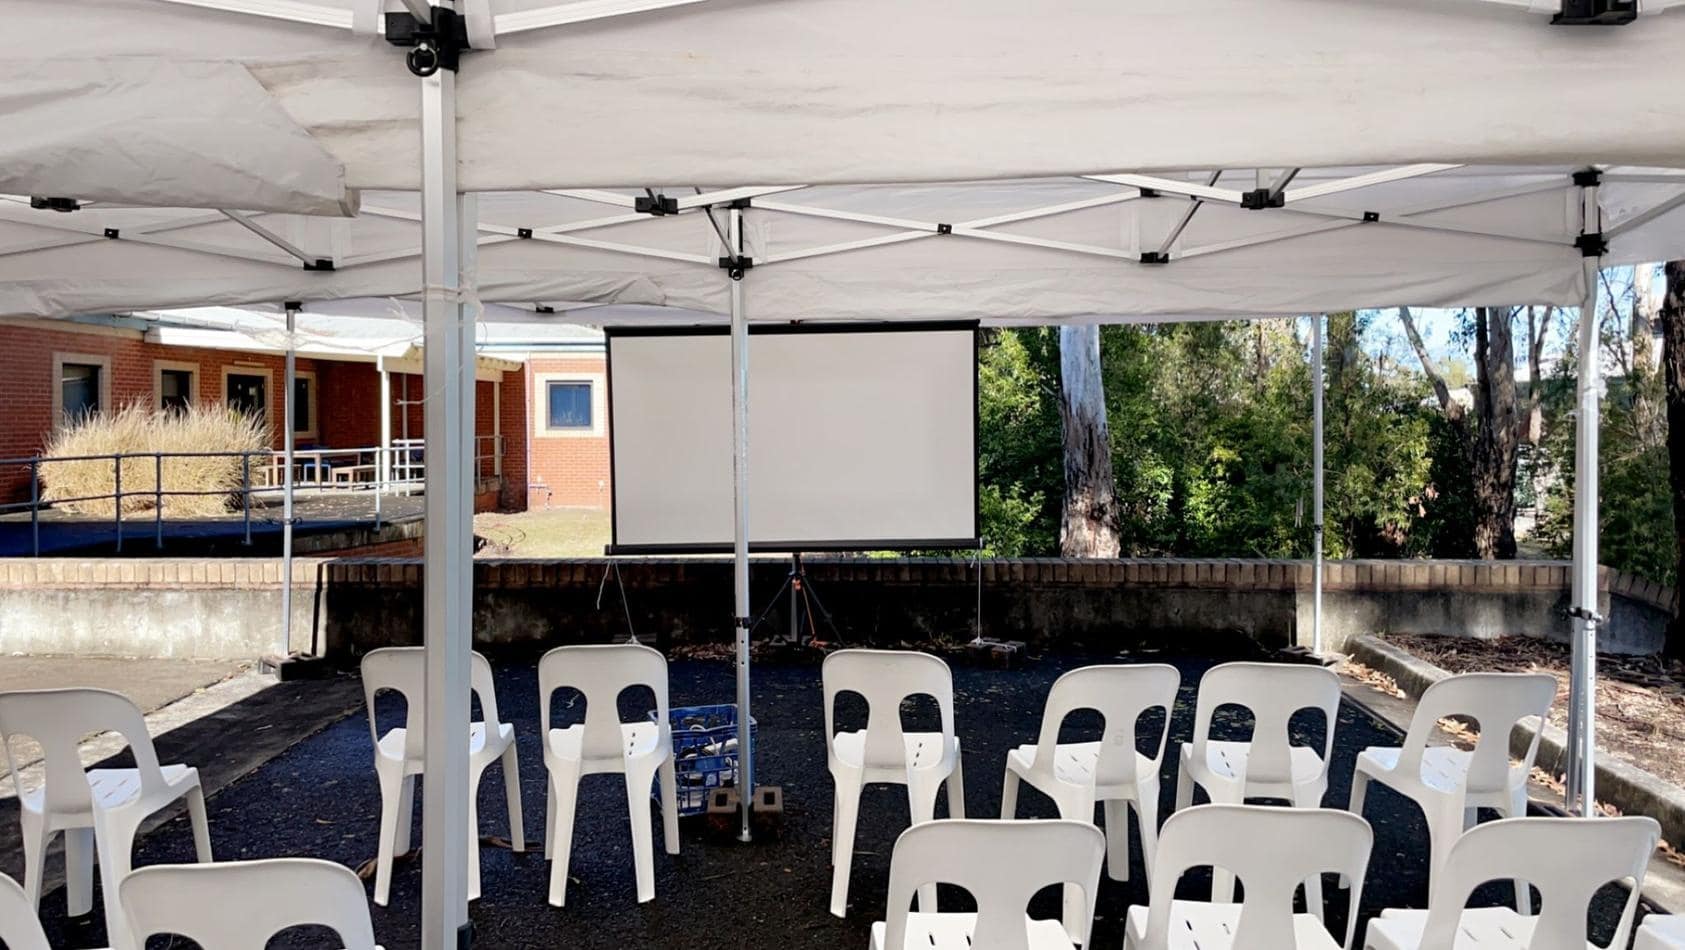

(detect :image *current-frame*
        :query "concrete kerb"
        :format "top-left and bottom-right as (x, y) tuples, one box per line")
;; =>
(1345, 633), (1685, 912)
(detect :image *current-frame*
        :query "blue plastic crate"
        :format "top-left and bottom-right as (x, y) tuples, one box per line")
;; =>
(653, 703), (757, 817)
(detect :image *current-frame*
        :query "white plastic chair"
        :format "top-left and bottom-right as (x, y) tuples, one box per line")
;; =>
(1175, 661), (1342, 915)
(1363, 816), (1659, 950)
(0, 688), (211, 950)
(870, 819), (1105, 950)
(1002, 664), (1180, 944)
(1, 872), (56, 950)
(1348, 672), (1555, 909)
(538, 643), (679, 907)
(824, 649), (966, 918)
(1124, 804), (1373, 950)
(121, 858), (383, 950)
(1637, 914), (1685, 950)
(360, 647), (524, 907)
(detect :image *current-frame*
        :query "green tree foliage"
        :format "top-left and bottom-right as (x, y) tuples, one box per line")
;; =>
(976, 328), (1062, 556)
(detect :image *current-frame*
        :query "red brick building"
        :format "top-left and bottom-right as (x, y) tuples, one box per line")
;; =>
(521, 349), (612, 510)
(0, 314), (528, 511)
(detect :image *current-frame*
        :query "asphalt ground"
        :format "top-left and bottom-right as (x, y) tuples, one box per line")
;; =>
(21, 646), (1646, 949)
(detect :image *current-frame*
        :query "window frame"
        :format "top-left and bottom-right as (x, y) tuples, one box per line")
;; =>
(291, 370), (319, 441)
(533, 372), (605, 439)
(51, 352), (112, 425)
(153, 359), (200, 413)
(222, 366), (273, 427)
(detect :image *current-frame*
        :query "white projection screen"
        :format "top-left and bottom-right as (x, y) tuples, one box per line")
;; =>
(606, 323), (979, 553)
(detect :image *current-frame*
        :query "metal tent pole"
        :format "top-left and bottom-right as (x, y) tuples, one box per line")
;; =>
(417, 28), (474, 949)
(728, 205), (755, 843)
(1312, 313), (1325, 655)
(1566, 170), (1605, 816)
(280, 302), (299, 659)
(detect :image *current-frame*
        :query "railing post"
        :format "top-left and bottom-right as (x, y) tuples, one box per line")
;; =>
(155, 453), (164, 550)
(113, 453), (123, 553)
(242, 453), (252, 546)
(375, 447), (384, 530)
(29, 458), (39, 557)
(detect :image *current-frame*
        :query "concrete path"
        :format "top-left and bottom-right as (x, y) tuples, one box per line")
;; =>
(0, 656), (246, 715)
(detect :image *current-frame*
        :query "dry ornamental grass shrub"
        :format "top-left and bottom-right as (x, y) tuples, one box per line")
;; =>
(40, 402), (268, 517)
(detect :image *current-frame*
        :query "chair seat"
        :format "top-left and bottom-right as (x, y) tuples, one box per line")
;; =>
(547, 721), (662, 762)
(1188, 740), (1325, 786)
(377, 721), (512, 764)
(1358, 746), (1526, 795)
(871, 913), (1075, 950)
(833, 730), (957, 773)
(1365, 908), (1573, 949)
(1125, 901), (1341, 949)
(1638, 914), (1685, 950)
(19, 763), (197, 818)
(1008, 742), (1154, 793)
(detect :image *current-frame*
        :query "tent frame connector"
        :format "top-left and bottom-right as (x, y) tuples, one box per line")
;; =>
(1576, 232), (1609, 256)
(1362, 211), (1380, 223)
(103, 228), (119, 240)
(635, 192), (680, 215)
(30, 197), (80, 213)
(302, 258), (336, 271)
(719, 255), (754, 278)
(385, 7), (472, 76)
(1568, 605), (1606, 624)
(1140, 251), (1169, 264)
(1553, 0), (1637, 25)
(936, 223), (953, 234)
(1240, 188), (1286, 210)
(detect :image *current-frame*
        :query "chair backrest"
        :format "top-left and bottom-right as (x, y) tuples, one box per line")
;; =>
(0, 688), (164, 814)
(360, 647), (502, 760)
(1189, 661), (1342, 785)
(1026, 664), (1180, 787)
(883, 819), (1105, 950)
(121, 858), (380, 950)
(537, 643), (670, 761)
(1141, 804), (1372, 950)
(1417, 816), (1658, 950)
(0, 872), (51, 950)
(822, 649), (954, 771)
(1399, 672), (1556, 794)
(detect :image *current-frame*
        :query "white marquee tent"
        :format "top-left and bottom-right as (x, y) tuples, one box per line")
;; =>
(10, 1), (1685, 945)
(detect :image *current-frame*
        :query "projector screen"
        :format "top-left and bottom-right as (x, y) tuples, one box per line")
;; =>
(606, 323), (978, 553)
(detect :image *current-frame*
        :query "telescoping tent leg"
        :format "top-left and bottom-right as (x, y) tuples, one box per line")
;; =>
(1311, 313), (1325, 655)
(1566, 201), (1604, 816)
(727, 206), (755, 843)
(418, 45), (475, 950)
(279, 302), (299, 660)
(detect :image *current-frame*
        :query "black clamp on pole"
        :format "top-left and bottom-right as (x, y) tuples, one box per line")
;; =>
(1567, 605), (1606, 625)
(30, 197), (81, 213)
(635, 194), (680, 216)
(719, 256), (754, 280)
(385, 7), (471, 77)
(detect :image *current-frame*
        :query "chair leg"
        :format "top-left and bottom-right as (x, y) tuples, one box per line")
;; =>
(19, 809), (50, 912)
(1508, 787), (1530, 913)
(1054, 792), (1095, 946)
(94, 810), (139, 950)
(829, 775), (863, 918)
(1174, 763), (1195, 813)
(909, 771), (946, 913)
(1204, 783), (1242, 904)
(64, 826), (94, 917)
(1339, 771), (1372, 889)
(1001, 769), (1020, 820)
(1296, 782), (1326, 924)
(1103, 799), (1130, 883)
(659, 755), (680, 856)
(1136, 788), (1161, 881)
(468, 764), (485, 903)
(947, 754), (966, 820)
(395, 774), (416, 856)
(544, 778), (556, 859)
(502, 742), (526, 854)
(547, 767), (581, 908)
(624, 763), (659, 904)
(187, 785), (213, 863)
(373, 765), (405, 907)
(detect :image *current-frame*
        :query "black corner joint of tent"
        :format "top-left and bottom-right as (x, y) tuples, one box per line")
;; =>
(386, 7), (471, 77)
(535, 304), (556, 314)
(1553, 0), (1637, 24)
(1576, 232), (1608, 257)
(719, 256), (754, 280)
(1239, 188), (1286, 210)
(1573, 168), (1604, 188)
(30, 196), (81, 213)
(303, 258), (336, 272)
(1140, 251), (1169, 265)
(1136, 187), (1160, 198)
(636, 194), (680, 216)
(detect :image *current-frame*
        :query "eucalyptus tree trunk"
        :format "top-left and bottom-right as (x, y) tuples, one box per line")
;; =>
(1057, 324), (1120, 557)
(1660, 261), (1685, 654)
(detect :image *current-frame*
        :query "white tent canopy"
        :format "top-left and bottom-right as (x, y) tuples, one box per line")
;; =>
(3, 166), (1684, 320)
(8, 2), (1685, 946)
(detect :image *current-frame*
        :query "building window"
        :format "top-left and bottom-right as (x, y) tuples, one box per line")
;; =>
(61, 363), (102, 420)
(292, 373), (318, 440)
(547, 381), (593, 430)
(155, 362), (198, 414)
(226, 371), (268, 421)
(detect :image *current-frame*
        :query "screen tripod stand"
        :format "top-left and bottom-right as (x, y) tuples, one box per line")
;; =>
(753, 553), (840, 648)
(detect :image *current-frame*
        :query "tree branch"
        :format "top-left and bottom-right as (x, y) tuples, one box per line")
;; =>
(1398, 306), (1462, 421)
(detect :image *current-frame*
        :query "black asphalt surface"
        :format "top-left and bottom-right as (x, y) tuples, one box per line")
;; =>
(24, 647), (1645, 949)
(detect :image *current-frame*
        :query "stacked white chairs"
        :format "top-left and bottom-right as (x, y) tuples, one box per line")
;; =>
(1348, 672), (1555, 908)
(1, 873), (57, 950)
(538, 643), (679, 907)
(121, 857), (382, 950)
(870, 819), (1105, 950)
(1002, 664), (1180, 944)
(1175, 661), (1342, 915)
(824, 649), (966, 918)
(1638, 915), (1685, 950)
(0, 687), (211, 950)
(1363, 816), (1659, 950)
(1124, 804), (1373, 950)
(360, 647), (524, 906)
